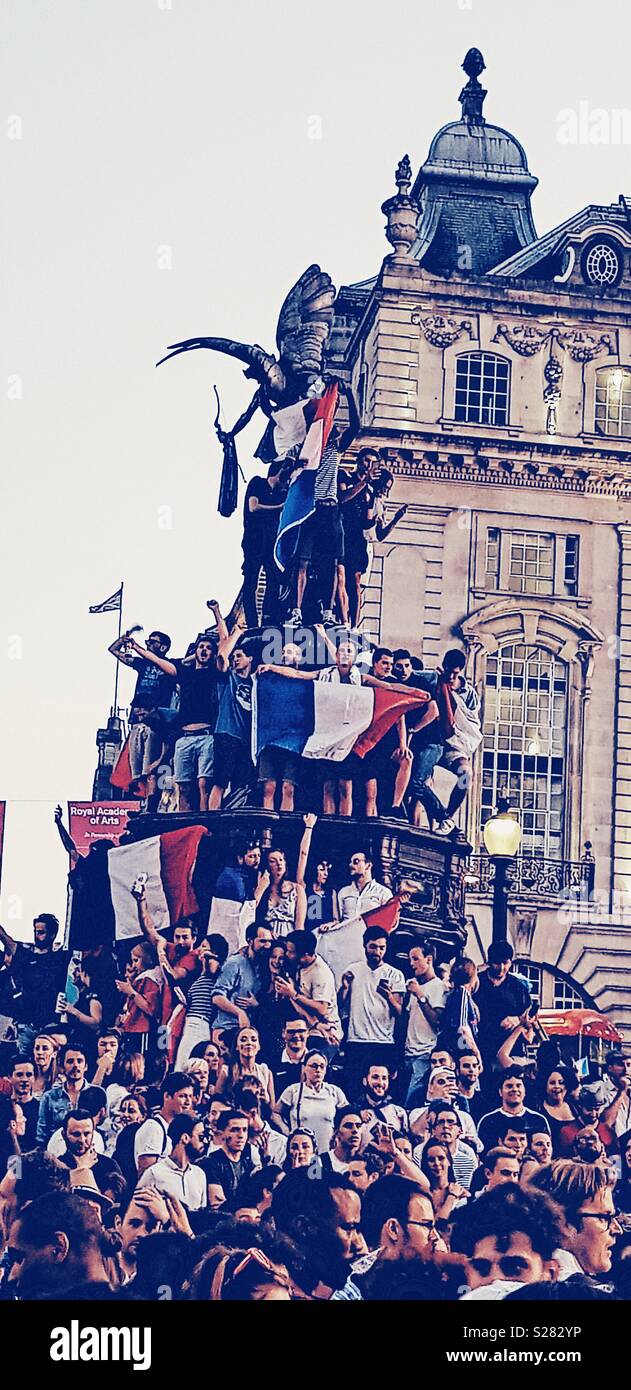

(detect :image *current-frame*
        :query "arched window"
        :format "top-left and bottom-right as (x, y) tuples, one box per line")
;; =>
(594, 366), (631, 437)
(552, 977), (585, 1010)
(454, 351), (510, 426)
(480, 644), (568, 857)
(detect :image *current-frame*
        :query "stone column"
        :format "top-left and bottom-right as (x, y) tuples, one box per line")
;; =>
(613, 525), (631, 897)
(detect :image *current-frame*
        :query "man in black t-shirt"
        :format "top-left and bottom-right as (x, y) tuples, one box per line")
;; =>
(130, 607), (232, 810)
(242, 462), (286, 628)
(0, 912), (69, 1055)
(476, 943), (532, 1064)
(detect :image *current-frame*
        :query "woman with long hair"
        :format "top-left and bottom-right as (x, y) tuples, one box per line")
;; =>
(419, 1139), (468, 1221)
(221, 1026), (275, 1107)
(284, 1128), (317, 1173)
(112, 1091), (149, 1189)
(254, 817), (314, 940)
(189, 1039), (229, 1096)
(305, 858), (338, 930)
(255, 941), (295, 1061)
(538, 1067), (576, 1154)
(31, 1033), (59, 1097)
(187, 1243), (292, 1301)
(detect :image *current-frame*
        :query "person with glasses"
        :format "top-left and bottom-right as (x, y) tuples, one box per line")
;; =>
(174, 935), (230, 1068)
(453, 1183), (562, 1299)
(332, 1174), (444, 1301)
(414, 1102), (479, 1190)
(273, 1050), (347, 1157)
(531, 1158), (623, 1284)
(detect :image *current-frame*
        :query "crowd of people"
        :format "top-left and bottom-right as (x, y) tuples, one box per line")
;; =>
(108, 612), (481, 834)
(1, 889), (630, 1302)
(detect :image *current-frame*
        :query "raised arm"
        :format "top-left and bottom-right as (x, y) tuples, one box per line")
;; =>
(207, 598), (229, 646)
(295, 814), (317, 888)
(376, 504), (408, 542)
(54, 805), (79, 867)
(108, 631), (137, 668)
(0, 923), (18, 958)
(129, 639), (177, 679)
(338, 383), (360, 450)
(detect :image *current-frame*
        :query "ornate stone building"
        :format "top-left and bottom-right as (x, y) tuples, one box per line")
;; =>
(328, 52), (631, 1036)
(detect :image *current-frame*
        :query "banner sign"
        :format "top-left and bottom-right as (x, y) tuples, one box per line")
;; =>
(68, 801), (139, 856)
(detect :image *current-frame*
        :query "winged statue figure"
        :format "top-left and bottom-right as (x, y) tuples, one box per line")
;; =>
(157, 265), (336, 514)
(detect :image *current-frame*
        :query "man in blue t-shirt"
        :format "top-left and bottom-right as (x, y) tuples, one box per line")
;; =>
(108, 628), (175, 797)
(209, 644), (255, 809)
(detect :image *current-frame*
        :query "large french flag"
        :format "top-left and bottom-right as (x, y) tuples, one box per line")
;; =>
(68, 826), (208, 946)
(317, 895), (403, 985)
(252, 671), (429, 764)
(274, 382), (339, 573)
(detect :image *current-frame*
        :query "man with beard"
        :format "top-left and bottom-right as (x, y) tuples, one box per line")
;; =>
(355, 1063), (407, 1141)
(36, 1044), (89, 1148)
(57, 1110), (124, 1194)
(331, 1174), (444, 1300)
(557, 1088), (616, 1156)
(6, 1191), (119, 1299)
(340, 927), (405, 1098)
(137, 1112), (207, 1211)
(272, 1171), (366, 1298)
(210, 921), (273, 1043)
(133, 1071), (196, 1177)
(0, 912), (69, 1057)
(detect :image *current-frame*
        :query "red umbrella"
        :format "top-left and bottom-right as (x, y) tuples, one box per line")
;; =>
(537, 1008), (622, 1042)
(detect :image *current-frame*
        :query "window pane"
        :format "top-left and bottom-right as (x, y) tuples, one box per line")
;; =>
(480, 644), (568, 857)
(454, 353), (510, 425)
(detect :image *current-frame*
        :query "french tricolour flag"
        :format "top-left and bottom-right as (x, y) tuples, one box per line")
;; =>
(252, 671), (428, 764)
(274, 382), (339, 573)
(68, 826), (208, 946)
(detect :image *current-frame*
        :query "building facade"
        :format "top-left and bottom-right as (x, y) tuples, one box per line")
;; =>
(328, 53), (631, 1036)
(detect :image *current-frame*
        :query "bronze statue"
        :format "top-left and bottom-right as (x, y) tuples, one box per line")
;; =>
(157, 265), (336, 511)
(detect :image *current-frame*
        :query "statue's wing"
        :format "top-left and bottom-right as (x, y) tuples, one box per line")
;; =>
(276, 265), (336, 381)
(156, 336), (286, 395)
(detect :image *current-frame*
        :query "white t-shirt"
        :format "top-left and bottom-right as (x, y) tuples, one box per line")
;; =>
(299, 957), (342, 1040)
(133, 1113), (171, 1168)
(338, 879), (392, 921)
(347, 960), (406, 1045)
(47, 1128), (105, 1158)
(136, 1155), (207, 1211)
(278, 1081), (347, 1156)
(405, 976), (448, 1058)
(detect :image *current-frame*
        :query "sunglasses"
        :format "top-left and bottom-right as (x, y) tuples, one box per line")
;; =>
(470, 1256), (532, 1279)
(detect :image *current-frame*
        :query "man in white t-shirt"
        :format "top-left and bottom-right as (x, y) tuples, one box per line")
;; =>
(337, 850), (392, 921)
(133, 1072), (196, 1176)
(136, 1113), (207, 1211)
(317, 850), (393, 985)
(340, 926), (405, 1096)
(404, 939), (448, 1105)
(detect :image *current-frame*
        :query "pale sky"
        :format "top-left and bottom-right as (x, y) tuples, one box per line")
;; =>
(2, 0), (631, 938)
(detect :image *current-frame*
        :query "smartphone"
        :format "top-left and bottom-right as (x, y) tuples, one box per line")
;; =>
(132, 872), (148, 893)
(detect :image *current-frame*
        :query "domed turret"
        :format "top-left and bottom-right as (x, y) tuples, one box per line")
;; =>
(411, 51), (538, 275)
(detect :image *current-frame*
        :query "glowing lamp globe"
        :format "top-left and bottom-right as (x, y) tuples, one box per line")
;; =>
(483, 799), (522, 859)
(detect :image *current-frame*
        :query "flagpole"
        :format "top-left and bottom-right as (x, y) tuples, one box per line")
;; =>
(112, 580), (124, 717)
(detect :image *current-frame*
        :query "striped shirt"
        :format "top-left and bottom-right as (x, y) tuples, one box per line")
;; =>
(186, 973), (217, 1022)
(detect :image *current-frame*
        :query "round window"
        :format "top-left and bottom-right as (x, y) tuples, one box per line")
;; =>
(583, 241), (621, 285)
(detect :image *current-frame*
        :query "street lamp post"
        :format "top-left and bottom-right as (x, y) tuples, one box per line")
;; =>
(483, 795), (522, 949)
